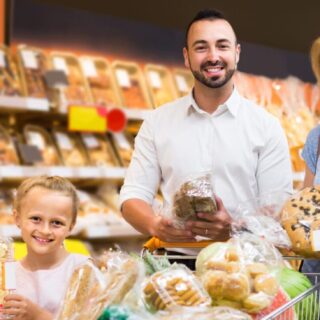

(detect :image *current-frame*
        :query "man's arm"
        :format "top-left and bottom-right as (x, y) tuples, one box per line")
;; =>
(122, 198), (195, 242)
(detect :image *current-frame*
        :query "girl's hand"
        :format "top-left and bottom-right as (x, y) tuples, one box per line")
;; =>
(3, 294), (53, 320)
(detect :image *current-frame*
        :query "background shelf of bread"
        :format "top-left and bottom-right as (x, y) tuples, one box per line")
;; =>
(0, 44), (318, 180)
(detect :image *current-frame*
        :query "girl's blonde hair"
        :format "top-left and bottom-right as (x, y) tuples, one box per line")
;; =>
(14, 176), (79, 224)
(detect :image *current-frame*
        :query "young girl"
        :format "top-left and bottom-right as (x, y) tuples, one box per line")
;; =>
(2, 176), (89, 320)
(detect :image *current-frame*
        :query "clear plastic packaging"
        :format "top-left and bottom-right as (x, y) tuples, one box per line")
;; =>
(158, 306), (252, 320)
(142, 264), (210, 311)
(0, 237), (16, 320)
(233, 191), (292, 248)
(280, 186), (320, 257)
(172, 173), (217, 228)
(196, 234), (284, 316)
(0, 125), (19, 165)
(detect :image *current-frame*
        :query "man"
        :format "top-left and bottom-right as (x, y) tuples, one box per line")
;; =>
(120, 9), (293, 243)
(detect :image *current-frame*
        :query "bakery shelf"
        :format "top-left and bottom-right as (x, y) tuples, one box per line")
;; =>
(0, 96), (50, 112)
(122, 108), (151, 120)
(0, 166), (126, 180)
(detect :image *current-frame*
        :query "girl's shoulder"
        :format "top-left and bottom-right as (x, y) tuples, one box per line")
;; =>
(67, 253), (90, 267)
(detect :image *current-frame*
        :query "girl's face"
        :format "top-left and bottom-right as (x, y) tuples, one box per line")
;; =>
(14, 187), (74, 257)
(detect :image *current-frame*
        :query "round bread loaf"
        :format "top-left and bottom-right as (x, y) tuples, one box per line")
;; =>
(281, 186), (320, 257)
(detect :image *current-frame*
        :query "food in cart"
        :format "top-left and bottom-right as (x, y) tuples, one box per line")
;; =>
(281, 186), (320, 257)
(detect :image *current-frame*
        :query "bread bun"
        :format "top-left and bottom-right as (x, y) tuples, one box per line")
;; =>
(281, 186), (320, 257)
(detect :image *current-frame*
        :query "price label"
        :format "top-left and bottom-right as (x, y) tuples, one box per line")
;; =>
(21, 50), (38, 69)
(53, 57), (69, 75)
(0, 51), (6, 68)
(116, 69), (131, 88)
(68, 105), (107, 133)
(113, 133), (131, 150)
(81, 58), (97, 77)
(55, 132), (73, 150)
(149, 70), (162, 89)
(28, 132), (46, 150)
(82, 133), (100, 149)
(176, 75), (189, 93)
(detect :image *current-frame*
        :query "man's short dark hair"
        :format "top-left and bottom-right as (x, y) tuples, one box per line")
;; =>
(185, 9), (236, 48)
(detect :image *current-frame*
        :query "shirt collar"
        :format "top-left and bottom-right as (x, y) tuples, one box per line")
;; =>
(187, 87), (241, 117)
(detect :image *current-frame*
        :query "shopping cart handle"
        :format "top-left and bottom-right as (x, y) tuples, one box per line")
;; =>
(143, 237), (213, 253)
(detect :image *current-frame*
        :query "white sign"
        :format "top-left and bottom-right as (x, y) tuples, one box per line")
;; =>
(21, 50), (38, 69)
(53, 57), (69, 75)
(28, 132), (46, 150)
(55, 132), (73, 150)
(113, 133), (131, 150)
(176, 75), (189, 93)
(82, 134), (100, 149)
(81, 59), (97, 77)
(149, 70), (162, 89)
(0, 51), (6, 68)
(115, 69), (131, 88)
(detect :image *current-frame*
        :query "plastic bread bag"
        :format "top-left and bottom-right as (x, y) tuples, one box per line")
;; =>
(142, 263), (210, 312)
(56, 260), (106, 320)
(195, 234), (284, 317)
(280, 186), (320, 258)
(158, 306), (252, 320)
(232, 191), (292, 249)
(171, 173), (217, 229)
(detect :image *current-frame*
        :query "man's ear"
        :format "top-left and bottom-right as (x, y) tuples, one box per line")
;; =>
(235, 43), (241, 65)
(13, 210), (21, 229)
(183, 47), (190, 69)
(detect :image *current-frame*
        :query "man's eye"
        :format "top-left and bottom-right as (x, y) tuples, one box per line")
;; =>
(195, 46), (206, 51)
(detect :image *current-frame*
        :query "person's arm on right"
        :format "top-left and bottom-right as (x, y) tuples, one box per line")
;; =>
(303, 165), (315, 187)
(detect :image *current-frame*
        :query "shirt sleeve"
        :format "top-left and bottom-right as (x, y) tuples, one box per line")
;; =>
(119, 114), (161, 207)
(256, 118), (293, 195)
(301, 126), (320, 174)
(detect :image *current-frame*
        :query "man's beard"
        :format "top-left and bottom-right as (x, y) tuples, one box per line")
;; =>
(190, 61), (236, 89)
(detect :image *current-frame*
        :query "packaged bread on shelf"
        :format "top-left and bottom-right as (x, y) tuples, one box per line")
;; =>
(23, 124), (61, 166)
(173, 68), (194, 97)
(144, 64), (177, 108)
(52, 129), (88, 166)
(110, 132), (133, 167)
(80, 56), (121, 108)
(49, 52), (92, 111)
(112, 60), (152, 109)
(142, 264), (210, 311)
(17, 45), (48, 99)
(81, 133), (119, 167)
(0, 45), (23, 96)
(0, 125), (19, 165)
(0, 190), (15, 225)
(281, 186), (320, 258)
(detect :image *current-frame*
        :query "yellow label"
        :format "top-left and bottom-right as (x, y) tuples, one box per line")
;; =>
(68, 105), (107, 133)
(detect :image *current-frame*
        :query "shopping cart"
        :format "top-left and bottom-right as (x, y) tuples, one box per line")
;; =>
(143, 237), (320, 320)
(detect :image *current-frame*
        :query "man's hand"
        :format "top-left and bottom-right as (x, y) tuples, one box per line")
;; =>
(151, 215), (196, 242)
(185, 195), (232, 241)
(3, 294), (53, 320)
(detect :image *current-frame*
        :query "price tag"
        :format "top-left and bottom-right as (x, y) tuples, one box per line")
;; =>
(68, 105), (107, 133)
(176, 75), (189, 93)
(82, 134), (100, 149)
(81, 58), (97, 77)
(113, 133), (131, 150)
(55, 132), (73, 150)
(149, 70), (162, 89)
(115, 69), (131, 88)
(53, 57), (69, 75)
(4, 261), (16, 290)
(21, 50), (38, 69)
(311, 230), (320, 251)
(27, 132), (46, 150)
(0, 51), (6, 68)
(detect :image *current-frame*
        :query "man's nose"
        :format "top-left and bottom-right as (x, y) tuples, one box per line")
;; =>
(207, 47), (219, 61)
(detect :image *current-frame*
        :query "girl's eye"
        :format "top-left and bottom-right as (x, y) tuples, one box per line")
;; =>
(52, 221), (64, 227)
(30, 217), (40, 222)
